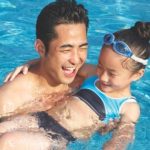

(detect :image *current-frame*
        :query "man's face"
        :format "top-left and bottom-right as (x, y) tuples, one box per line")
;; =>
(42, 23), (88, 86)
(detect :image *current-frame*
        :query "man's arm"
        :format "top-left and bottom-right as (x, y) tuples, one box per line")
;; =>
(103, 121), (135, 150)
(1, 74), (70, 119)
(1, 90), (71, 120)
(103, 102), (140, 150)
(0, 75), (35, 118)
(0, 115), (39, 135)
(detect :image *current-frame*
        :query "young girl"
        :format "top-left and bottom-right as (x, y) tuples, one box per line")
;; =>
(0, 21), (149, 150)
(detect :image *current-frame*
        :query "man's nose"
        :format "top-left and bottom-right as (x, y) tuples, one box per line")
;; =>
(70, 50), (81, 65)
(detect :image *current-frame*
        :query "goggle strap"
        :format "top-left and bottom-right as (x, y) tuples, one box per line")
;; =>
(131, 55), (148, 65)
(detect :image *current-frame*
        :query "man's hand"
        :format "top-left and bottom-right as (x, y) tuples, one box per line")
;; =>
(99, 119), (119, 135)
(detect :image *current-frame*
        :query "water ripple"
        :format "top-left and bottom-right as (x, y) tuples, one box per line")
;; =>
(0, 0), (150, 149)
(0, 1), (16, 8)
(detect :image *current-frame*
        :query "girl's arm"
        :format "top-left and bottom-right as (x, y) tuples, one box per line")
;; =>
(77, 63), (97, 79)
(68, 63), (97, 88)
(103, 102), (140, 150)
(4, 61), (97, 83)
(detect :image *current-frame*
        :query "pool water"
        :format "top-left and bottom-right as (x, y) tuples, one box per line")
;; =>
(0, 0), (150, 149)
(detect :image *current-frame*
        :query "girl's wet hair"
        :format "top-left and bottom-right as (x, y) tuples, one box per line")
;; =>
(114, 21), (150, 72)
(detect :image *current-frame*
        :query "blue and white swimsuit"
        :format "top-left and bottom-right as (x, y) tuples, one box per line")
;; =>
(74, 76), (137, 124)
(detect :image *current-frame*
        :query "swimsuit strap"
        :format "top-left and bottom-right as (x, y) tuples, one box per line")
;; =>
(119, 97), (137, 113)
(32, 112), (76, 142)
(74, 89), (106, 120)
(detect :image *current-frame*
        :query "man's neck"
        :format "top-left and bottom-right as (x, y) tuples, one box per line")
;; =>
(29, 62), (69, 93)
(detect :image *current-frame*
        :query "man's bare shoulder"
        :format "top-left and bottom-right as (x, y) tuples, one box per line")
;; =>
(0, 72), (39, 116)
(1, 72), (37, 92)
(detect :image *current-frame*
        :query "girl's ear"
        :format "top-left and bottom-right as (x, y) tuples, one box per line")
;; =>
(34, 39), (46, 57)
(132, 69), (145, 81)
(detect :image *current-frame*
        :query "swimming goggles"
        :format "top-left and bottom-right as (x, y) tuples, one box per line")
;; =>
(103, 33), (148, 65)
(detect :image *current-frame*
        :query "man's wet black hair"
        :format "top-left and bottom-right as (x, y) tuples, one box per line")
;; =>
(36, 0), (89, 53)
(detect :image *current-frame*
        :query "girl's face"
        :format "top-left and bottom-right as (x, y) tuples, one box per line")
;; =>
(96, 45), (141, 96)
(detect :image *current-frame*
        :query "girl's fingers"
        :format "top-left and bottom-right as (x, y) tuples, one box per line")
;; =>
(9, 66), (24, 81)
(4, 73), (12, 82)
(22, 64), (29, 74)
(4, 65), (29, 82)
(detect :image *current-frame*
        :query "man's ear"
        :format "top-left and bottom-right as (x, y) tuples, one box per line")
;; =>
(132, 69), (145, 81)
(34, 39), (46, 57)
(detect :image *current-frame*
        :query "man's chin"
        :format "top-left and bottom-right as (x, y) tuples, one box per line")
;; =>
(60, 75), (76, 85)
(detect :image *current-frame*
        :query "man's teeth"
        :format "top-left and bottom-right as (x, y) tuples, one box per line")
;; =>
(64, 67), (75, 74)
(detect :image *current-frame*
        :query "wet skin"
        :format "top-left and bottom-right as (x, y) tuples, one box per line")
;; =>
(0, 23), (88, 118)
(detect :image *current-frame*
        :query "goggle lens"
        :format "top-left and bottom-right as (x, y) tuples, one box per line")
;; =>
(104, 33), (132, 57)
(115, 41), (132, 57)
(102, 33), (148, 65)
(104, 34), (114, 45)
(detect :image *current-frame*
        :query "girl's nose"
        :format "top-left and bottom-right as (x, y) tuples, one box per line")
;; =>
(100, 71), (109, 83)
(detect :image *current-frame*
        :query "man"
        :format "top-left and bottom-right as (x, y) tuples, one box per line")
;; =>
(0, 0), (89, 119)
(0, 1), (102, 149)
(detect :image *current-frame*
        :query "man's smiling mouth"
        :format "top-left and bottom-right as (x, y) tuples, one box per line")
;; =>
(62, 66), (76, 77)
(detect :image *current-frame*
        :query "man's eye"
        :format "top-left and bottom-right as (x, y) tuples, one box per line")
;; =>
(60, 49), (71, 53)
(80, 46), (88, 50)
